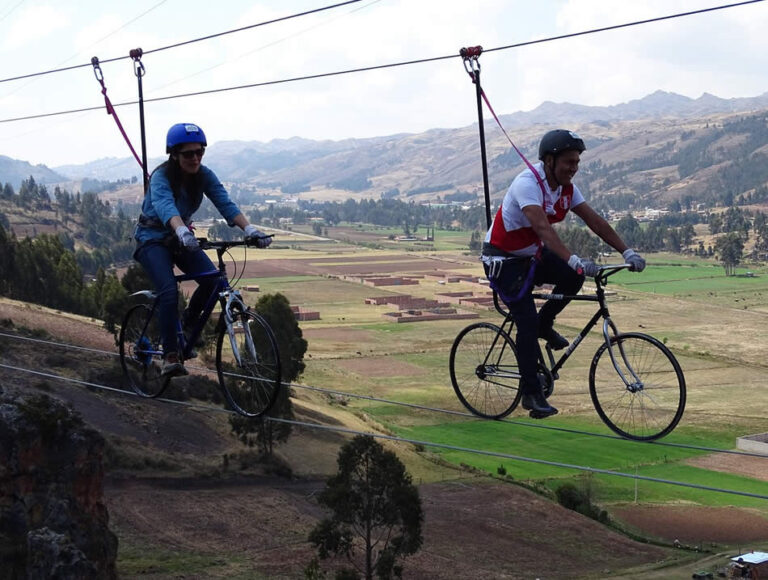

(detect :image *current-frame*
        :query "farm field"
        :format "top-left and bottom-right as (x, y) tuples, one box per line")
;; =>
(2, 225), (767, 578)
(244, 229), (768, 541)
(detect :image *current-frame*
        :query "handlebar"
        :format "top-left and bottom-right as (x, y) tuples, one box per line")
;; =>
(597, 263), (631, 275)
(197, 235), (273, 250)
(594, 263), (632, 284)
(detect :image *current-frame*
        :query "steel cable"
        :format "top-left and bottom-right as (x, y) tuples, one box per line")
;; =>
(0, 360), (767, 500)
(0, 0), (764, 124)
(1, 330), (767, 458)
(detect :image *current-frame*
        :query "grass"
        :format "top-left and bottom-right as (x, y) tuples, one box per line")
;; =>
(393, 418), (768, 510)
(234, 236), (768, 514)
(118, 541), (252, 578)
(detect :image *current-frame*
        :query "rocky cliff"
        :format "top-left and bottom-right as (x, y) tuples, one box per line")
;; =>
(0, 388), (117, 579)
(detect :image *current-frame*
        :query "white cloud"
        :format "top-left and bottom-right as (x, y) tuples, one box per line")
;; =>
(2, 4), (70, 51)
(1, 0), (768, 166)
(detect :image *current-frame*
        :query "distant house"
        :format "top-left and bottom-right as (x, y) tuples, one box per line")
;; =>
(730, 552), (768, 578)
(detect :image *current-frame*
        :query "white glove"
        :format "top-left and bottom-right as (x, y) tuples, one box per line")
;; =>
(581, 259), (600, 277)
(568, 254), (585, 274)
(175, 225), (199, 251)
(568, 254), (599, 277)
(623, 248), (646, 272)
(244, 224), (272, 248)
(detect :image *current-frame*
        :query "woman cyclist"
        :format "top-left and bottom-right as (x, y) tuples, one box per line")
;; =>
(133, 122), (270, 377)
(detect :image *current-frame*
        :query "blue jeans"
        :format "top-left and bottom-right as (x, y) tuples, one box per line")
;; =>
(499, 247), (584, 394)
(134, 240), (218, 356)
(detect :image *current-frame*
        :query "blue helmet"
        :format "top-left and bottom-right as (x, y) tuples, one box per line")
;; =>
(166, 123), (207, 153)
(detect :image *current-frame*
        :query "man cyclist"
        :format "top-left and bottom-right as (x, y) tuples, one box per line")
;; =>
(482, 129), (646, 418)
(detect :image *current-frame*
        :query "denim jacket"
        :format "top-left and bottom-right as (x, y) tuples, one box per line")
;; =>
(134, 164), (241, 245)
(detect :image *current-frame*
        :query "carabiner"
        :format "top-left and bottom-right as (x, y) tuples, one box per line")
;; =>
(460, 45), (482, 79)
(91, 56), (104, 83)
(130, 48), (145, 78)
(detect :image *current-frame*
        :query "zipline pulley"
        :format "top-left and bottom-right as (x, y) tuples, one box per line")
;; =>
(460, 45), (483, 80)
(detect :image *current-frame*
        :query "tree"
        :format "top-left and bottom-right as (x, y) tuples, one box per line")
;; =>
(309, 435), (423, 580)
(0, 224), (15, 296)
(54, 251), (83, 312)
(229, 293), (306, 455)
(714, 233), (744, 276)
(558, 226), (601, 260)
(615, 213), (642, 248)
(120, 264), (153, 295)
(100, 273), (129, 333)
(255, 293), (307, 384)
(468, 230), (481, 251)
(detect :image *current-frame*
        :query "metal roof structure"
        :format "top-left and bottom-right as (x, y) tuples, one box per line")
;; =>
(731, 552), (768, 565)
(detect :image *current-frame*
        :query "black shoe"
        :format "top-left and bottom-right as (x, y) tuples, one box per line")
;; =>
(521, 391), (558, 418)
(538, 327), (569, 350)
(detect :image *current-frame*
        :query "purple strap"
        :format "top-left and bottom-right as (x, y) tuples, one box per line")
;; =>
(488, 258), (538, 305)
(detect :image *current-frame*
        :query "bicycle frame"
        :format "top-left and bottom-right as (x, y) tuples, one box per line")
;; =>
(178, 241), (263, 364)
(497, 264), (640, 388)
(134, 241), (256, 362)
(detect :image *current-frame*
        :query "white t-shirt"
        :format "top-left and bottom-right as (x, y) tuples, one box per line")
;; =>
(484, 161), (586, 256)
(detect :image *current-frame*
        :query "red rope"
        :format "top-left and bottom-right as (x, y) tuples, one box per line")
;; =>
(91, 57), (148, 179)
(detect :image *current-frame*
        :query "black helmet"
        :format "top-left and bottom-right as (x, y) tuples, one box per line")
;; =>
(538, 129), (586, 160)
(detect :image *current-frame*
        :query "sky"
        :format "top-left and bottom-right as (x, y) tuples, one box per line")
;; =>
(1, 0), (767, 169)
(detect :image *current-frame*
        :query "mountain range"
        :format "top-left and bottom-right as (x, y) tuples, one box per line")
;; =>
(3, 90), (768, 207)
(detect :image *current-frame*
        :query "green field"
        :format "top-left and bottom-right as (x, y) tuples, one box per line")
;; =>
(249, 227), (768, 516)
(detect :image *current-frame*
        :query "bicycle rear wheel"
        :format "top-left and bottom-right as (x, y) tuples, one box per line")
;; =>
(119, 303), (170, 398)
(449, 322), (522, 419)
(216, 308), (282, 417)
(589, 332), (686, 441)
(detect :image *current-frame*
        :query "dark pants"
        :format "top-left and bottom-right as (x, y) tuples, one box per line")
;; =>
(496, 247), (584, 394)
(134, 240), (218, 355)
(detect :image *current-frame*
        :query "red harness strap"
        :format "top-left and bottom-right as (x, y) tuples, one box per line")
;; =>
(91, 57), (147, 177)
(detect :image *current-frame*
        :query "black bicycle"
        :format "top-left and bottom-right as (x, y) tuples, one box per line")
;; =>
(449, 264), (686, 440)
(118, 238), (281, 417)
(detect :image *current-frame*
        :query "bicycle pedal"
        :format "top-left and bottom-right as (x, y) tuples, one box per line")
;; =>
(528, 408), (558, 419)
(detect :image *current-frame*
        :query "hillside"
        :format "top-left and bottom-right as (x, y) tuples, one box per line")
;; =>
(4, 90), (768, 212)
(0, 155), (67, 187)
(0, 298), (696, 579)
(2, 221), (768, 577)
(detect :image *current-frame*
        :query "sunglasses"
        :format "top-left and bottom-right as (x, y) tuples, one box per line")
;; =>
(178, 147), (205, 160)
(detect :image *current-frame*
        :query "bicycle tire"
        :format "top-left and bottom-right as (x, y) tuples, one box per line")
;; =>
(449, 322), (522, 419)
(589, 332), (686, 441)
(119, 303), (170, 398)
(216, 308), (282, 417)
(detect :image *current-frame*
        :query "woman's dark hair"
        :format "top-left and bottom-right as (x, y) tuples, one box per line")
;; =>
(149, 155), (204, 205)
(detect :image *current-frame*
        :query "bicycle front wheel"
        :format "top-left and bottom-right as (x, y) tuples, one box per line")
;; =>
(449, 322), (522, 419)
(119, 303), (170, 398)
(216, 309), (282, 417)
(589, 332), (686, 441)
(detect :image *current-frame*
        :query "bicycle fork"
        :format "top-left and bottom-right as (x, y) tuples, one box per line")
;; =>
(602, 317), (643, 391)
(223, 291), (258, 368)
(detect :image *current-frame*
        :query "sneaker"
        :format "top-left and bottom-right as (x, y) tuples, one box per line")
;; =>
(161, 352), (189, 377)
(521, 391), (558, 418)
(538, 326), (569, 350)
